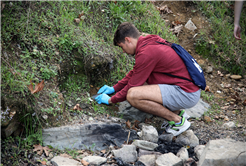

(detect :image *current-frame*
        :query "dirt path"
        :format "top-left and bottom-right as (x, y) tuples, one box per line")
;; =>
(153, 1), (246, 142)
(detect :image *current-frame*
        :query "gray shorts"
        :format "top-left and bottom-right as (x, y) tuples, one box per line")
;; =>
(158, 84), (201, 111)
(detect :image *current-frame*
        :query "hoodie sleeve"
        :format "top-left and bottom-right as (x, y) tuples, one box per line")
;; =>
(111, 52), (158, 103)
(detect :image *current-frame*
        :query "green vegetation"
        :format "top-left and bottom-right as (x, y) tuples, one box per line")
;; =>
(195, 1), (246, 75)
(1, 1), (177, 148)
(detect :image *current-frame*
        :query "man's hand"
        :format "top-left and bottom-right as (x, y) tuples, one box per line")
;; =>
(95, 94), (110, 105)
(234, 24), (241, 40)
(97, 85), (115, 94)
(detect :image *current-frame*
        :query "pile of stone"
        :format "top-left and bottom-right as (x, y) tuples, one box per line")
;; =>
(48, 123), (246, 166)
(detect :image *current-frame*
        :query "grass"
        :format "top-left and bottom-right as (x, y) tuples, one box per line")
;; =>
(1, 1), (178, 130)
(195, 1), (246, 75)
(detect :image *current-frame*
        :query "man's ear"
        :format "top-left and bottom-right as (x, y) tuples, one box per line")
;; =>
(124, 37), (131, 43)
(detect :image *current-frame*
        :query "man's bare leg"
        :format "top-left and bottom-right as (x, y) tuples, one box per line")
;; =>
(126, 85), (181, 123)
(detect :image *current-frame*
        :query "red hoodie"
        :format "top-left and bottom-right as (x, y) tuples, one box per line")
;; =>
(111, 35), (200, 103)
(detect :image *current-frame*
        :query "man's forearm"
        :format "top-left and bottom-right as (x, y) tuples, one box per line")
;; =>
(234, 1), (244, 25)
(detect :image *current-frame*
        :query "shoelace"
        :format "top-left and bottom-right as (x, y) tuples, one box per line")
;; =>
(161, 121), (171, 129)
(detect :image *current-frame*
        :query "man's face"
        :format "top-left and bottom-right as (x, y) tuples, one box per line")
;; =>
(118, 38), (135, 56)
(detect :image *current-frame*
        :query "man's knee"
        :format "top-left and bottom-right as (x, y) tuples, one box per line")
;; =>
(126, 87), (139, 102)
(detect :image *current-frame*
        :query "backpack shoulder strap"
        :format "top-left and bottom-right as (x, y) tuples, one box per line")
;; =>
(156, 41), (194, 83)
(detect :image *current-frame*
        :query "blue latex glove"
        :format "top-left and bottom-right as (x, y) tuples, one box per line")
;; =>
(95, 94), (110, 105)
(97, 85), (115, 95)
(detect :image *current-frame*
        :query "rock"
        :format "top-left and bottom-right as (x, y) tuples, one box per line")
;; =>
(158, 133), (174, 143)
(51, 156), (81, 166)
(139, 155), (156, 166)
(184, 99), (210, 118)
(42, 123), (138, 151)
(222, 122), (236, 129)
(185, 19), (197, 31)
(139, 125), (158, 143)
(198, 139), (246, 166)
(205, 66), (213, 74)
(194, 145), (205, 160)
(156, 152), (183, 166)
(132, 140), (158, 151)
(175, 130), (199, 147)
(138, 149), (162, 157)
(2, 120), (19, 138)
(176, 147), (189, 162)
(83, 156), (107, 165)
(112, 145), (137, 163)
(118, 101), (153, 122)
(230, 75), (242, 80)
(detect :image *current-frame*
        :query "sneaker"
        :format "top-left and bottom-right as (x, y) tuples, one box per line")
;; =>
(165, 116), (191, 136)
(179, 110), (190, 120)
(161, 110), (190, 130)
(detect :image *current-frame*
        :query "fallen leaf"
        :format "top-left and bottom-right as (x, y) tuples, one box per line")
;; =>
(41, 161), (46, 165)
(78, 11), (84, 19)
(214, 115), (219, 119)
(28, 80), (45, 94)
(149, 0), (155, 4)
(33, 144), (43, 155)
(101, 149), (106, 154)
(243, 100), (246, 106)
(134, 120), (140, 129)
(169, 24), (183, 36)
(74, 18), (80, 23)
(77, 150), (85, 154)
(224, 116), (229, 121)
(43, 146), (51, 156)
(221, 106), (229, 110)
(73, 104), (83, 111)
(60, 153), (72, 158)
(131, 125), (138, 131)
(81, 159), (89, 166)
(204, 116), (212, 123)
(157, 5), (173, 14)
(205, 86), (210, 92)
(126, 120), (131, 129)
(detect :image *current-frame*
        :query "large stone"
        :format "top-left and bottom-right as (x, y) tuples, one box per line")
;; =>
(112, 145), (137, 163)
(83, 156), (107, 165)
(194, 145), (205, 160)
(222, 121), (236, 129)
(139, 155), (156, 166)
(184, 99), (210, 118)
(138, 149), (162, 157)
(176, 147), (189, 162)
(158, 133), (174, 143)
(156, 153), (183, 166)
(132, 140), (158, 151)
(1, 106), (20, 138)
(51, 156), (81, 166)
(198, 139), (246, 166)
(175, 130), (199, 147)
(118, 101), (153, 122)
(230, 75), (242, 80)
(2, 121), (19, 138)
(139, 125), (158, 143)
(42, 123), (138, 151)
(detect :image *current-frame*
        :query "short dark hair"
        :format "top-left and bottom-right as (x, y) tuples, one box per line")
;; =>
(113, 22), (140, 46)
